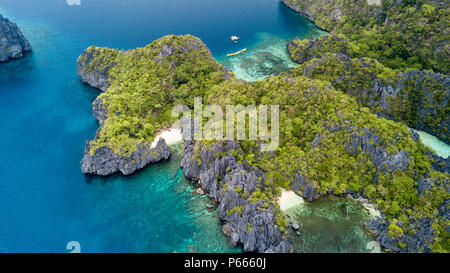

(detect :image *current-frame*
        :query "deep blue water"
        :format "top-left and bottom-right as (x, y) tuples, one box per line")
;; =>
(0, 0), (320, 252)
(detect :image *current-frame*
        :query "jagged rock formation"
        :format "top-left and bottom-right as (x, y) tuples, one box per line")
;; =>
(281, 0), (450, 74)
(181, 139), (292, 253)
(77, 34), (449, 253)
(282, 11), (449, 251)
(365, 185), (449, 253)
(290, 118), (448, 252)
(427, 152), (450, 174)
(286, 35), (352, 64)
(281, 0), (383, 31)
(0, 14), (31, 62)
(77, 47), (120, 92)
(81, 137), (170, 176)
(77, 35), (234, 176)
(79, 80), (170, 176)
(292, 127), (412, 201)
(286, 35), (449, 144)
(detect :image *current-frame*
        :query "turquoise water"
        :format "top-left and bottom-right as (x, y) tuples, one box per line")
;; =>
(413, 130), (450, 159)
(0, 0), (320, 252)
(79, 145), (240, 253)
(286, 196), (378, 253)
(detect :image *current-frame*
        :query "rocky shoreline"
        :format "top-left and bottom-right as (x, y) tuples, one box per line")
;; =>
(281, 1), (449, 252)
(76, 32), (449, 253)
(181, 138), (292, 253)
(77, 47), (171, 176)
(77, 47), (118, 92)
(0, 14), (31, 62)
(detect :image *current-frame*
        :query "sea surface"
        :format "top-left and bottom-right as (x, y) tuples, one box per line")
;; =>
(413, 130), (449, 159)
(286, 196), (378, 253)
(1, 0), (446, 253)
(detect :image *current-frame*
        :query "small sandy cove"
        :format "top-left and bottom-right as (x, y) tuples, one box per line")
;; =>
(278, 189), (304, 211)
(151, 128), (183, 148)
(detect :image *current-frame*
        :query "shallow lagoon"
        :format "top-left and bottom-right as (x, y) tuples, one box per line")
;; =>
(1, 0), (321, 253)
(413, 130), (450, 159)
(286, 196), (378, 253)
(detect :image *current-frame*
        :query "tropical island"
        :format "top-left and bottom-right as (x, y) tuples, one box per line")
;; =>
(0, 14), (31, 62)
(77, 0), (449, 253)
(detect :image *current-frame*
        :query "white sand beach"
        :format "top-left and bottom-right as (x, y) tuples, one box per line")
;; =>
(151, 128), (183, 148)
(278, 190), (304, 211)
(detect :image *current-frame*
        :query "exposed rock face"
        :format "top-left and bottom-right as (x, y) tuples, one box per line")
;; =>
(365, 193), (450, 254)
(77, 47), (118, 92)
(287, 35), (349, 64)
(92, 98), (108, 125)
(365, 218), (435, 253)
(81, 138), (170, 176)
(427, 152), (450, 173)
(346, 128), (410, 173)
(181, 139), (292, 253)
(292, 173), (315, 201)
(281, 0), (383, 31)
(281, 0), (449, 75)
(289, 51), (450, 144)
(302, 125), (449, 252)
(0, 14), (31, 62)
(77, 35), (223, 177)
(79, 84), (170, 176)
(78, 47), (171, 176)
(294, 127), (412, 201)
(356, 135), (449, 253)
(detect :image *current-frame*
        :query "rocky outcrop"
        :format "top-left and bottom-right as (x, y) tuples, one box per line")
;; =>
(92, 98), (108, 125)
(365, 218), (435, 253)
(292, 173), (315, 201)
(299, 125), (448, 252)
(345, 128), (410, 173)
(0, 14), (31, 62)
(288, 52), (450, 144)
(287, 35), (350, 64)
(181, 138), (292, 253)
(77, 35), (226, 176)
(427, 152), (450, 174)
(293, 127), (412, 201)
(365, 188), (449, 253)
(79, 81), (170, 176)
(281, 0), (383, 31)
(349, 128), (449, 252)
(78, 46), (171, 176)
(81, 138), (170, 176)
(77, 47), (119, 92)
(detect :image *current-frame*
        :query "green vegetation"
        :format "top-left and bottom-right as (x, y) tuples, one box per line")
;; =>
(285, 46), (449, 143)
(81, 33), (449, 252)
(287, 34), (359, 64)
(195, 73), (449, 252)
(282, 0), (450, 74)
(79, 35), (234, 155)
(388, 221), (404, 238)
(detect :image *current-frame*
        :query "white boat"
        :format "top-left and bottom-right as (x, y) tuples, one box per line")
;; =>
(231, 35), (239, 42)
